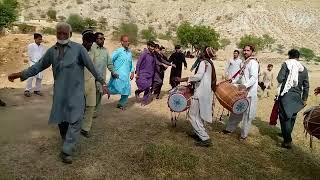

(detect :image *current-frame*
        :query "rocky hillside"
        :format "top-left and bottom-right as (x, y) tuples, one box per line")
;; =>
(17, 0), (320, 53)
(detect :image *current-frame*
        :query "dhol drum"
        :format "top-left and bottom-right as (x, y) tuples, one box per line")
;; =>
(303, 106), (320, 139)
(215, 81), (249, 115)
(168, 85), (193, 112)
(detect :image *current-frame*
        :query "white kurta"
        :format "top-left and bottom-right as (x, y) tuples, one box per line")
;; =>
(188, 60), (213, 123)
(225, 58), (242, 79)
(27, 43), (46, 79)
(225, 57), (259, 138)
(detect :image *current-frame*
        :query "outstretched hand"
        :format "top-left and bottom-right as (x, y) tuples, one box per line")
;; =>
(8, 72), (22, 82)
(314, 87), (320, 95)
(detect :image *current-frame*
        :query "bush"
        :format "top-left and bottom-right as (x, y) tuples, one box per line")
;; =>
(276, 44), (285, 54)
(299, 47), (315, 61)
(46, 9), (57, 20)
(314, 56), (320, 63)
(158, 31), (172, 40)
(0, 0), (18, 29)
(219, 38), (231, 49)
(41, 27), (55, 35)
(112, 22), (138, 45)
(84, 18), (97, 29)
(262, 34), (276, 50)
(237, 34), (264, 51)
(176, 21), (220, 49)
(67, 14), (85, 33)
(17, 23), (36, 34)
(140, 26), (157, 42)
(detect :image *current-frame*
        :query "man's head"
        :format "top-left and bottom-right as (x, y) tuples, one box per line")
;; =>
(203, 47), (217, 60)
(120, 35), (130, 50)
(56, 22), (72, 45)
(233, 50), (240, 59)
(288, 49), (300, 60)
(175, 45), (181, 53)
(154, 44), (160, 53)
(160, 46), (165, 53)
(267, 64), (273, 71)
(147, 41), (156, 53)
(243, 45), (254, 59)
(82, 29), (95, 51)
(95, 32), (105, 47)
(34, 33), (43, 45)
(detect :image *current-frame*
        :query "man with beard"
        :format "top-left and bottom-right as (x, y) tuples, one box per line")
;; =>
(222, 45), (259, 141)
(168, 45), (187, 89)
(8, 22), (108, 164)
(135, 41), (156, 105)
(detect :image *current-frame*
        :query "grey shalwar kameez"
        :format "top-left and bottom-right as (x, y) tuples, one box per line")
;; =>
(20, 41), (104, 155)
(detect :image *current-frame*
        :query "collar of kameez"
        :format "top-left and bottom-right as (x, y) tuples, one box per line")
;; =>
(54, 42), (71, 49)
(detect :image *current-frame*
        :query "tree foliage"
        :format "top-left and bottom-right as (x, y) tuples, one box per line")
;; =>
(237, 35), (264, 51)
(140, 26), (157, 42)
(299, 47), (315, 61)
(46, 9), (57, 20)
(262, 34), (276, 50)
(176, 22), (220, 49)
(112, 22), (138, 45)
(0, 0), (18, 29)
(66, 14), (97, 33)
(219, 38), (231, 49)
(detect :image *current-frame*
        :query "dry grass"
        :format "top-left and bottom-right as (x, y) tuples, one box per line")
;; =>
(1, 37), (320, 178)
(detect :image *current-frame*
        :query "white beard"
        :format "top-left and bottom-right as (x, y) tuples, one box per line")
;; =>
(57, 39), (70, 45)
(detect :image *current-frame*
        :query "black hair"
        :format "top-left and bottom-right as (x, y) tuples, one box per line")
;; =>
(34, 33), (42, 39)
(267, 64), (273, 68)
(288, 49), (300, 59)
(234, 50), (240, 54)
(243, 45), (255, 52)
(147, 41), (155, 47)
(95, 32), (104, 39)
(160, 46), (165, 50)
(175, 45), (181, 50)
(154, 44), (160, 49)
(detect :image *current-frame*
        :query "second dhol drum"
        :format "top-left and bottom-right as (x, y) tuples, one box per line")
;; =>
(215, 81), (249, 115)
(168, 85), (193, 112)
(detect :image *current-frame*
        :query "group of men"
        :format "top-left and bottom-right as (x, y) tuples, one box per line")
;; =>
(135, 42), (189, 105)
(3, 21), (319, 164)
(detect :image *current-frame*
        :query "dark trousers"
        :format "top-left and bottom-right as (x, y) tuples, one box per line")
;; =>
(279, 103), (297, 143)
(58, 120), (81, 155)
(152, 82), (163, 96)
(135, 88), (151, 103)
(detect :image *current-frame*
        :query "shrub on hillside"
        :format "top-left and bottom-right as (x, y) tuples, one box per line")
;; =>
(0, 0), (18, 30)
(262, 34), (276, 50)
(140, 26), (157, 42)
(46, 9), (57, 20)
(112, 22), (138, 45)
(177, 21), (220, 49)
(17, 23), (36, 34)
(299, 47), (315, 61)
(219, 38), (231, 49)
(41, 27), (55, 35)
(237, 34), (264, 51)
(67, 14), (85, 33)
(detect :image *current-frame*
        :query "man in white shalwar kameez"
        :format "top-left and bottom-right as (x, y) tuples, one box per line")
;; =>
(224, 50), (242, 80)
(25, 33), (46, 97)
(177, 47), (217, 147)
(222, 45), (259, 141)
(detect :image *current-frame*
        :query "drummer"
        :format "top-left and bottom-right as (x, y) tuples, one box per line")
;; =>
(176, 47), (217, 147)
(222, 45), (259, 141)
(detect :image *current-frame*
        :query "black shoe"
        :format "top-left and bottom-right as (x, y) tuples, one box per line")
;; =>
(59, 152), (72, 164)
(24, 90), (31, 97)
(188, 133), (201, 141)
(195, 139), (212, 147)
(221, 130), (231, 134)
(81, 129), (91, 138)
(281, 142), (292, 149)
(34, 91), (43, 96)
(116, 104), (125, 110)
(0, 99), (6, 106)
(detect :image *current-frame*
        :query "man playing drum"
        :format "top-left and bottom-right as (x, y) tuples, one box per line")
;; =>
(176, 47), (217, 147)
(222, 45), (259, 141)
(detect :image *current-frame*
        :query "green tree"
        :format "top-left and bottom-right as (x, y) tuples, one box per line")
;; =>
(0, 0), (18, 30)
(299, 47), (315, 61)
(140, 26), (157, 42)
(46, 9), (57, 20)
(112, 22), (138, 45)
(66, 14), (85, 33)
(176, 22), (220, 49)
(237, 34), (264, 51)
(262, 34), (276, 50)
(84, 17), (97, 29)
